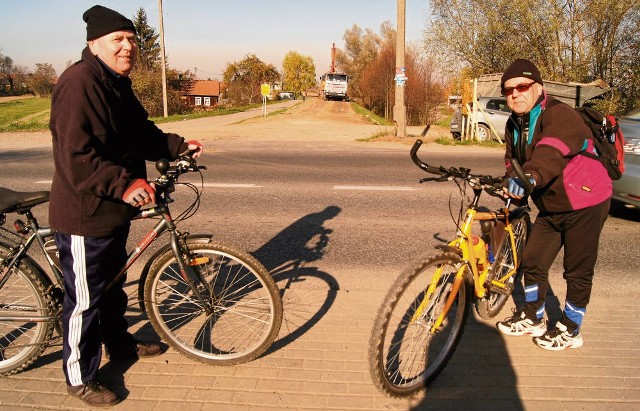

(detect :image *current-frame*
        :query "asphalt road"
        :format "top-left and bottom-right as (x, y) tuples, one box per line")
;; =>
(1, 137), (638, 298)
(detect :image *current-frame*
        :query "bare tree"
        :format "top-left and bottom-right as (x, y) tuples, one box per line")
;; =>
(426, 0), (640, 112)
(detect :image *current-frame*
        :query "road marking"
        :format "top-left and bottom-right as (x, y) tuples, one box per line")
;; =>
(34, 181), (261, 189)
(202, 183), (262, 188)
(36, 181), (413, 191)
(333, 185), (416, 191)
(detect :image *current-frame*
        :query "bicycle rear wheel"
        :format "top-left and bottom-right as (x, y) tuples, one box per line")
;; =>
(475, 213), (530, 319)
(144, 242), (282, 365)
(0, 253), (54, 376)
(369, 253), (469, 397)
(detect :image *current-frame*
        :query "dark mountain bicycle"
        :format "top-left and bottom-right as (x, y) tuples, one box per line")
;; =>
(369, 139), (532, 397)
(0, 152), (283, 376)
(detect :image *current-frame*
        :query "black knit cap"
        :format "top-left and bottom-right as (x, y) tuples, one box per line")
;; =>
(500, 59), (543, 88)
(83, 5), (136, 41)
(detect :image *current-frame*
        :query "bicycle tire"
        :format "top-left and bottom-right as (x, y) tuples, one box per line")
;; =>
(475, 213), (531, 319)
(369, 253), (470, 397)
(0, 249), (55, 376)
(144, 242), (283, 365)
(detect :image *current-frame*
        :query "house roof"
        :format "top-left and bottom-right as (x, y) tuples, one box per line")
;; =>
(188, 80), (223, 97)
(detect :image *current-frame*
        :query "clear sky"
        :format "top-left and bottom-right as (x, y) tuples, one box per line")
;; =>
(0, 0), (430, 80)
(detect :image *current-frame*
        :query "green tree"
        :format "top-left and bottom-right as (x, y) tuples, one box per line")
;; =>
(282, 51), (316, 97)
(132, 8), (161, 71)
(223, 54), (280, 105)
(128, 7), (189, 116)
(27, 63), (56, 97)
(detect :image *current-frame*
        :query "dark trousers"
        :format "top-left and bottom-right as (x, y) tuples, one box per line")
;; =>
(521, 199), (610, 333)
(56, 228), (135, 386)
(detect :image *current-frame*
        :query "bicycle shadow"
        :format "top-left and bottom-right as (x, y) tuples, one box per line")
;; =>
(252, 205), (341, 354)
(408, 275), (564, 410)
(409, 312), (525, 410)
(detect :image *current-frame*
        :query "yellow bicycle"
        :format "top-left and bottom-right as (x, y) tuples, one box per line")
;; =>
(369, 139), (531, 397)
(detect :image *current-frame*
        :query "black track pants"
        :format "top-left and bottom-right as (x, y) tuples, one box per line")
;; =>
(521, 199), (610, 332)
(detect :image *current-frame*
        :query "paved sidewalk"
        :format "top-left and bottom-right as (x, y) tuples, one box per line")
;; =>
(1, 274), (639, 411)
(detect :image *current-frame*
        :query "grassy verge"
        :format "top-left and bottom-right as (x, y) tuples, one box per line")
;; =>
(0, 97), (51, 132)
(0, 97), (295, 131)
(350, 102), (394, 126)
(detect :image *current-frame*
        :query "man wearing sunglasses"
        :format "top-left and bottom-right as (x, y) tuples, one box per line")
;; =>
(495, 59), (612, 351)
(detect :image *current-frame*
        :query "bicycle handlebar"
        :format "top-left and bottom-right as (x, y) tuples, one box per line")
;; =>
(154, 153), (206, 189)
(410, 139), (505, 196)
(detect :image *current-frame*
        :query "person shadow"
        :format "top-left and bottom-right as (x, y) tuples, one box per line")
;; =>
(252, 205), (342, 353)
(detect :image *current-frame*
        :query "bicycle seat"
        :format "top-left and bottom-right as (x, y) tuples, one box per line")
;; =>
(0, 187), (50, 213)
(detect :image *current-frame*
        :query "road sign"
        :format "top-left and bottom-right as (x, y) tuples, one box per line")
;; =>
(261, 83), (271, 97)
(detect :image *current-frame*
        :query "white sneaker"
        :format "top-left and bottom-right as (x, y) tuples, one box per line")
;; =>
(496, 310), (546, 337)
(532, 322), (583, 351)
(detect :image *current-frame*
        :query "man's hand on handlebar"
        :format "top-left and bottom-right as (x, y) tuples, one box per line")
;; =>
(185, 140), (203, 158)
(505, 175), (536, 200)
(123, 179), (156, 207)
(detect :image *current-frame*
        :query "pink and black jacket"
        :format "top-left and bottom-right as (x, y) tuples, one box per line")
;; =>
(504, 93), (612, 212)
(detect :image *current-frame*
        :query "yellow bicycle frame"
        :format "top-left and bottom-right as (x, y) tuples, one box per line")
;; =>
(411, 206), (518, 333)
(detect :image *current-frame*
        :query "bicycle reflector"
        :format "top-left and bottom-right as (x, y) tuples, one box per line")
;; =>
(13, 219), (29, 234)
(188, 257), (211, 265)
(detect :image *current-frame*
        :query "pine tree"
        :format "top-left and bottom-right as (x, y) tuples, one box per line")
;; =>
(132, 8), (160, 71)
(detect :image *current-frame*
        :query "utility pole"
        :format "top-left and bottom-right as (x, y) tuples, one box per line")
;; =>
(393, 0), (407, 138)
(158, 0), (168, 117)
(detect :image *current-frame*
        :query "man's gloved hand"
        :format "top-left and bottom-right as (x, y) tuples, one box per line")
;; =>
(186, 140), (203, 158)
(122, 179), (156, 207)
(507, 176), (535, 198)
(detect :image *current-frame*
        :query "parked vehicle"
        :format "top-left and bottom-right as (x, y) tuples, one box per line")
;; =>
(320, 72), (349, 101)
(612, 108), (640, 209)
(450, 97), (511, 141)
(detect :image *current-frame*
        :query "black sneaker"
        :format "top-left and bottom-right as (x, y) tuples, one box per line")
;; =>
(67, 380), (120, 407)
(107, 341), (162, 361)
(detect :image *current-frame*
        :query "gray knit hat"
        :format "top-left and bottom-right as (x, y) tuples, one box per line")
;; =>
(83, 5), (136, 41)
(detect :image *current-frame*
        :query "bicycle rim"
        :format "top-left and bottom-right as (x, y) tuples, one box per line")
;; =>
(145, 243), (282, 365)
(0, 264), (54, 376)
(369, 253), (468, 397)
(476, 214), (530, 319)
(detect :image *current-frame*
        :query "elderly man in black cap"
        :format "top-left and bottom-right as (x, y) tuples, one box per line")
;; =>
(495, 59), (611, 351)
(49, 5), (202, 406)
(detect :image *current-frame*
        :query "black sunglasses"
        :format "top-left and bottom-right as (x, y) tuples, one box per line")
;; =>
(502, 81), (536, 96)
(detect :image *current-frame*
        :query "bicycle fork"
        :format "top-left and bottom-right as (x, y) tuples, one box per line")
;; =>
(411, 263), (466, 333)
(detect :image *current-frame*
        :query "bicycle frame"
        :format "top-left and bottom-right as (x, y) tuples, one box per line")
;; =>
(417, 184), (521, 332)
(0, 183), (213, 323)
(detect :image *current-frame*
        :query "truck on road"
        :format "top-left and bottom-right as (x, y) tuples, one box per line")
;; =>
(320, 73), (349, 101)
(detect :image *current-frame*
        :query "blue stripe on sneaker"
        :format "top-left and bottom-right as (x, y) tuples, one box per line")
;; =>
(524, 284), (538, 302)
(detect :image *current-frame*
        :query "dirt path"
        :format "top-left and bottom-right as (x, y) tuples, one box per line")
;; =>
(0, 97), (450, 148)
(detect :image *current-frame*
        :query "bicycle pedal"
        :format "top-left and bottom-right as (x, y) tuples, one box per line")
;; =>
(486, 280), (514, 295)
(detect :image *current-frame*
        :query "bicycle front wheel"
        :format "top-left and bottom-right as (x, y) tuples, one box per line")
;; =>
(369, 253), (469, 398)
(0, 254), (55, 376)
(144, 242), (282, 365)
(475, 213), (530, 319)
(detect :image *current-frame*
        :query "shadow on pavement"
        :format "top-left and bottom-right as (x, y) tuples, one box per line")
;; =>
(409, 312), (524, 410)
(252, 206), (341, 353)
